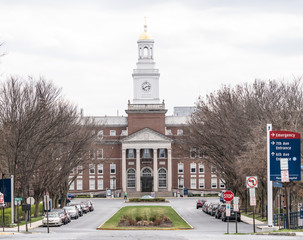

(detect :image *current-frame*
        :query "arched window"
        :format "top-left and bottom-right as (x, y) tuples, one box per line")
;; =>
(127, 169), (136, 188)
(142, 168), (152, 177)
(143, 47), (149, 58)
(158, 168), (167, 188)
(97, 130), (103, 140)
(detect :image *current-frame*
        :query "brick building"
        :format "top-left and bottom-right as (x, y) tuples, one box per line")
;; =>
(69, 24), (225, 197)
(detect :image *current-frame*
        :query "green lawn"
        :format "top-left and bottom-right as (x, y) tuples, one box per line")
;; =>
(98, 206), (192, 230)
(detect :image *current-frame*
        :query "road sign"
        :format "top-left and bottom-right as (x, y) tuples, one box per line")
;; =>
(250, 197), (256, 206)
(234, 204), (239, 212)
(14, 197), (23, 201)
(270, 131), (301, 181)
(246, 176), (258, 188)
(226, 204), (231, 217)
(26, 197), (35, 205)
(281, 170), (289, 182)
(249, 188), (256, 197)
(0, 193), (4, 204)
(223, 191), (234, 202)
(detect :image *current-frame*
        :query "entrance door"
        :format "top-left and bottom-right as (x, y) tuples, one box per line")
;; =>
(141, 176), (153, 192)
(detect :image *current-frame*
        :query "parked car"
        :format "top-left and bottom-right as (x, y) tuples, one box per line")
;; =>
(42, 212), (63, 227)
(80, 202), (90, 214)
(67, 193), (75, 199)
(196, 199), (203, 209)
(202, 202), (211, 213)
(85, 200), (94, 211)
(52, 209), (69, 225)
(215, 204), (226, 219)
(63, 206), (79, 219)
(221, 207), (241, 222)
(209, 203), (219, 216)
(71, 204), (84, 217)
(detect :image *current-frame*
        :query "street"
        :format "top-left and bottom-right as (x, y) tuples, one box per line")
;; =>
(0, 197), (298, 240)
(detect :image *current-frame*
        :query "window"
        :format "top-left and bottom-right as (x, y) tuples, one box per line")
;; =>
(97, 130), (103, 140)
(190, 163), (196, 173)
(190, 178), (196, 189)
(178, 178), (184, 188)
(128, 149), (134, 158)
(70, 168), (74, 174)
(166, 129), (172, 135)
(89, 180), (95, 190)
(77, 152), (83, 159)
(143, 149), (151, 158)
(77, 180), (83, 190)
(89, 164), (95, 174)
(77, 165), (83, 174)
(121, 130), (127, 136)
(211, 178), (217, 189)
(110, 130), (116, 136)
(177, 129), (183, 135)
(199, 163), (204, 173)
(110, 178), (116, 189)
(69, 181), (74, 190)
(142, 168), (152, 177)
(211, 165), (217, 174)
(199, 178), (205, 189)
(97, 149), (103, 159)
(178, 163), (184, 173)
(89, 150), (95, 159)
(158, 168), (167, 188)
(219, 179), (225, 189)
(159, 149), (165, 158)
(190, 148), (196, 158)
(97, 164), (103, 174)
(97, 179), (103, 190)
(198, 149), (204, 158)
(127, 169), (136, 188)
(110, 164), (116, 174)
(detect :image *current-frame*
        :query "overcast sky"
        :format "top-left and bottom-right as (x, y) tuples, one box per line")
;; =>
(1, 0), (303, 116)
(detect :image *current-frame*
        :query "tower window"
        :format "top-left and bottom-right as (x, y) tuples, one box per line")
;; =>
(143, 47), (149, 58)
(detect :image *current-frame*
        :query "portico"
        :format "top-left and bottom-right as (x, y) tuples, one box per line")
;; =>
(121, 128), (172, 193)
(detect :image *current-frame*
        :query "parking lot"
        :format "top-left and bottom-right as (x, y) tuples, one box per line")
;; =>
(1, 197), (293, 240)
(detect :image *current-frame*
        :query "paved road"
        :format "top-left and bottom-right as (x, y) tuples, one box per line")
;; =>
(0, 198), (297, 240)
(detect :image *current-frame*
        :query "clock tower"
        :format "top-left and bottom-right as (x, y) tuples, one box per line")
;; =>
(126, 21), (167, 135)
(132, 21), (160, 104)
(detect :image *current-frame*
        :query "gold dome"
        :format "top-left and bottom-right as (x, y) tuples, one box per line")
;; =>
(139, 31), (152, 40)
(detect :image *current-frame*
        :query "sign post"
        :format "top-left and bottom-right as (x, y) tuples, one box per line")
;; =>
(267, 124), (273, 227)
(269, 129), (301, 229)
(223, 191), (234, 234)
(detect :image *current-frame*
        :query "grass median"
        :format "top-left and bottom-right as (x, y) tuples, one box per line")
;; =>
(98, 206), (192, 230)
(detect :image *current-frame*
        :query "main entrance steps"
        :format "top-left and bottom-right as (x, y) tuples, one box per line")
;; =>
(127, 191), (173, 198)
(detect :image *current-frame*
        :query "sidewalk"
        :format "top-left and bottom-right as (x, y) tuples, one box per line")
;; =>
(0, 220), (42, 235)
(240, 215), (265, 225)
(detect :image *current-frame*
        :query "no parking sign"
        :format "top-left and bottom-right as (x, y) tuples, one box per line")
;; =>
(246, 176), (258, 188)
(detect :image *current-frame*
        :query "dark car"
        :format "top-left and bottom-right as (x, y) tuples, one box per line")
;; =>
(215, 204), (226, 219)
(221, 207), (241, 222)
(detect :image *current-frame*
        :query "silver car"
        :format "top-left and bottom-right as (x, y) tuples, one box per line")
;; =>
(42, 212), (63, 226)
(63, 206), (79, 219)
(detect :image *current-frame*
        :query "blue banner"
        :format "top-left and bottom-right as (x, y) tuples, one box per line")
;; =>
(0, 178), (11, 202)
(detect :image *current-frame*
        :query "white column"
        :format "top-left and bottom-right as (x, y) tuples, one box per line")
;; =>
(122, 149), (126, 192)
(136, 149), (141, 192)
(153, 149), (158, 192)
(168, 148), (172, 191)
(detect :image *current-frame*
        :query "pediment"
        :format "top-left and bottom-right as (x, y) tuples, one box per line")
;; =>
(121, 128), (172, 143)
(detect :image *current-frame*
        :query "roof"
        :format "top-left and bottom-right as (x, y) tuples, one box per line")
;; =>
(165, 116), (190, 126)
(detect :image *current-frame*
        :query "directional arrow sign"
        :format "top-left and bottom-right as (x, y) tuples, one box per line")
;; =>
(270, 131), (301, 181)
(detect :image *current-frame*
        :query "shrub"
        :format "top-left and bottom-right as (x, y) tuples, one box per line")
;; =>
(143, 214), (148, 221)
(149, 214), (157, 222)
(128, 217), (136, 226)
(135, 216), (143, 222)
(153, 218), (162, 226)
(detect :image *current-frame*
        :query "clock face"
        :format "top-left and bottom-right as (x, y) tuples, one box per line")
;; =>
(141, 81), (151, 92)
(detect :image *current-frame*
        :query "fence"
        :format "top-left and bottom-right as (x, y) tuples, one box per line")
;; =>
(273, 212), (303, 229)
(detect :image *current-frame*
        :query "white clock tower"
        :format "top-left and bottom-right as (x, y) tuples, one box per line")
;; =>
(132, 22), (160, 104)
